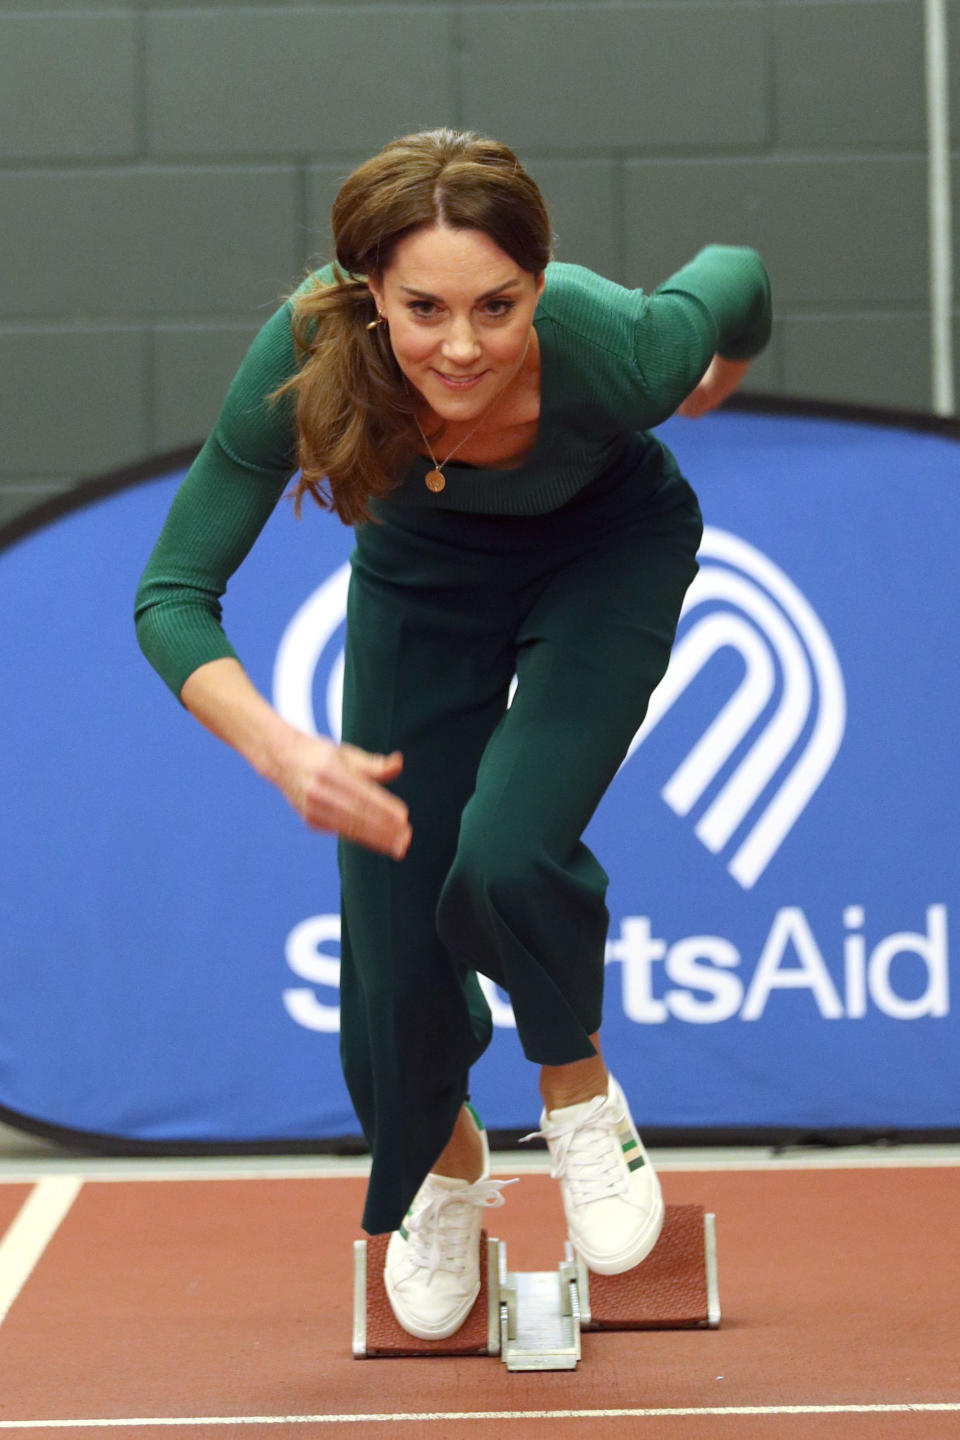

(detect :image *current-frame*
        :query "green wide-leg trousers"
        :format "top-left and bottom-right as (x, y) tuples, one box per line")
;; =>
(338, 465), (702, 1234)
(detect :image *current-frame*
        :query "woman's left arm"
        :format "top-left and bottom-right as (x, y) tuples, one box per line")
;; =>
(631, 245), (772, 424)
(675, 354), (754, 418)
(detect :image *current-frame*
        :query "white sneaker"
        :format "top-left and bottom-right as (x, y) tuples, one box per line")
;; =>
(383, 1118), (514, 1340)
(525, 1074), (664, 1275)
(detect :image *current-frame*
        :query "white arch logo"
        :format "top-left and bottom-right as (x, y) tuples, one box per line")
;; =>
(272, 529), (846, 890)
(273, 561), (349, 742)
(625, 527), (846, 889)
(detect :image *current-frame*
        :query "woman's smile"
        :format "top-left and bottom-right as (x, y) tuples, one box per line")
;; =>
(433, 369), (488, 389)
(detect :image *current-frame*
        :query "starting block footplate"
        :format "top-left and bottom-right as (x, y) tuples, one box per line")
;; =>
(578, 1204), (720, 1330)
(353, 1230), (499, 1358)
(353, 1203), (719, 1365)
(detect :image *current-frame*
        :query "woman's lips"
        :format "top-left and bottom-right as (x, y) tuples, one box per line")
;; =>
(432, 370), (487, 390)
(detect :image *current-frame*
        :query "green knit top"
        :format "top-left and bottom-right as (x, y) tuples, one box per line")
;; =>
(135, 245), (771, 697)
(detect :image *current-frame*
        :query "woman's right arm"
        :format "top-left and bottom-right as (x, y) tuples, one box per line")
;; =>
(180, 658), (411, 858)
(134, 298), (411, 860)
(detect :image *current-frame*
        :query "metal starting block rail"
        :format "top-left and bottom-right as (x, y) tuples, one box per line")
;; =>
(353, 1203), (720, 1370)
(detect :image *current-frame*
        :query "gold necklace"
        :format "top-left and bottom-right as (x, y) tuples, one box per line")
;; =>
(414, 409), (491, 493)
(412, 332), (536, 491)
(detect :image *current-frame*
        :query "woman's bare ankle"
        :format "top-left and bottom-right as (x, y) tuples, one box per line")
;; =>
(431, 1104), (486, 1182)
(539, 1031), (609, 1113)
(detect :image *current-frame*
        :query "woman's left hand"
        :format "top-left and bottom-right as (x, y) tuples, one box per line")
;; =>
(676, 355), (752, 419)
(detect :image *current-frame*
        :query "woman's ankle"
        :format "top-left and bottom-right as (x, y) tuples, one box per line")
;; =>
(539, 1031), (609, 1113)
(431, 1103), (486, 1182)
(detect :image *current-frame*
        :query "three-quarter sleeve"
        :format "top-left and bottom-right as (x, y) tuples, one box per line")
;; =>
(629, 245), (772, 424)
(651, 244), (772, 361)
(537, 248), (771, 434)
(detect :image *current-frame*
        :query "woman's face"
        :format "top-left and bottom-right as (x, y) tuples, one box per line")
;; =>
(367, 224), (545, 422)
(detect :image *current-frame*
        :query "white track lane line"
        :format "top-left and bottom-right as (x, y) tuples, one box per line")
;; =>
(2, 1145), (960, 1186)
(0, 1176), (83, 1327)
(0, 1406), (959, 1428)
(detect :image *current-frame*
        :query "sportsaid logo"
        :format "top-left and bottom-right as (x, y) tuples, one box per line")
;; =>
(274, 532), (949, 1031)
(283, 906), (951, 1033)
(627, 527), (846, 890)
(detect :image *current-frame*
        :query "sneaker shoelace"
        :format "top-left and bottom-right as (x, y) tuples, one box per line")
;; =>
(402, 1176), (516, 1286)
(521, 1094), (637, 1207)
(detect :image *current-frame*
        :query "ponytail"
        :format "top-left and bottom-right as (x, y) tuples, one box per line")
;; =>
(271, 266), (417, 526)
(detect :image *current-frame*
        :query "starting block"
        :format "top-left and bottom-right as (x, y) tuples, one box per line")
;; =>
(353, 1204), (720, 1370)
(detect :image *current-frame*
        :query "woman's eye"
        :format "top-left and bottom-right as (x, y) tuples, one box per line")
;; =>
(405, 298), (515, 320)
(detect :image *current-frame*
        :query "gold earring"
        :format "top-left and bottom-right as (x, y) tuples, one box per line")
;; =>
(366, 311), (385, 330)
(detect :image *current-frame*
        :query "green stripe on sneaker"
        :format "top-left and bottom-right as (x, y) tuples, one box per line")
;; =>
(622, 1137), (638, 1153)
(464, 1101), (485, 1132)
(627, 1155), (646, 1172)
(398, 1223), (409, 1240)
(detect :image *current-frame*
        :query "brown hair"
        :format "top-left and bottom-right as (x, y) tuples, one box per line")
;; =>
(273, 129), (552, 525)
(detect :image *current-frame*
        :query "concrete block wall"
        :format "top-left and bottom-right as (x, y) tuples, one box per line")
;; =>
(1, 0), (956, 529)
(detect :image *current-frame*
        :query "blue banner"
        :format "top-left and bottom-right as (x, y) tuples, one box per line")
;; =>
(1, 406), (957, 1143)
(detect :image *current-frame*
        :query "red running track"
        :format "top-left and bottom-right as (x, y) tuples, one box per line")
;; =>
(0, 1162), (958, 1439)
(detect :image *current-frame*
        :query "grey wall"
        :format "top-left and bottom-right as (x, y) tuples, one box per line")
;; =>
(1, 0), (956, 529)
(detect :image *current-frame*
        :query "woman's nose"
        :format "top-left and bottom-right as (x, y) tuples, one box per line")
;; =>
(441, 317), (481, 364)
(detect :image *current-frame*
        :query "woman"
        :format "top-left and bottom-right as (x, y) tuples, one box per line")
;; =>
(136, 129), (770, 1342)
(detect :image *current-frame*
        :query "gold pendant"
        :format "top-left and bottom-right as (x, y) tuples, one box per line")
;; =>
(425, 468), (446, 493)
